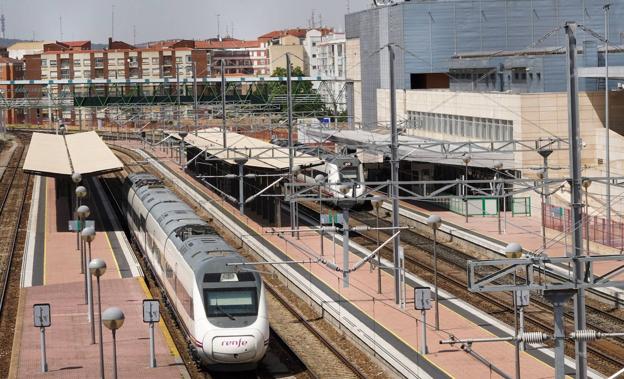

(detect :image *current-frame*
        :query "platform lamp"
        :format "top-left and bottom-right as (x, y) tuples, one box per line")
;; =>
(89, 258), (107, 379)
(582, 178), (592, 255)
(315, 174), (326, 257)
(371, 199), (383, 294)
(462, 154), (472, 223)
(75, 185), (87, 251)
(76, 205), (90, 305)
(71, 172), (82, 238)
(102, 307), (125, 379)
(426, 214), (442, 330)
(82, 227), (96, 345)
(504, 242), (523, 379)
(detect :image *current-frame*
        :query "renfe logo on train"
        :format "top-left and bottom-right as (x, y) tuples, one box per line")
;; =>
(221, 338), (249, 348)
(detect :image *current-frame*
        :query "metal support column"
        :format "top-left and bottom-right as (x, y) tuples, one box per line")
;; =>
(286, 54), (296, 237)
(565, 23), (588, 379)
(544, 290), (576, 379)
(193, 62), (198, 136)
(342, 205), (350, 288)
(604, 3), (612, 245)
(388, 44), (402, 306)
(221, 59), (227, 148)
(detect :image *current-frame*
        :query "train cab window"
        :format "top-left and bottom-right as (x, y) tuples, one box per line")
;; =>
(340, 167), (359, 182)
(204, 288), (258, 319)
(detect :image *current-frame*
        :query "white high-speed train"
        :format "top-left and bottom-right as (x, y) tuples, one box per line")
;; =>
(123, 172), (269, 370)
(299, 155), (371, 210)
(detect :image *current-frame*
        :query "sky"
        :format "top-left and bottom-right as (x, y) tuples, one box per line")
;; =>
(3, 0), (373, 43)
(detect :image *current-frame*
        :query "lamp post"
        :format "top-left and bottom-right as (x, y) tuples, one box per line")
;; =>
(315, 174), (326, 257)
(82, 227), (96, 344)
(493, 161), (504, 235)
(371, 199), (383, 294)
(76, 205), (90, 304)
(504, 242), (523, 379)
(426, 214), (442, 330)
(582, 178), (592, 254)
(103, 307), (125, 379)
(462, 154), (471, 223)
(75, 185), (87, 250)
(89, 259), (107, 379)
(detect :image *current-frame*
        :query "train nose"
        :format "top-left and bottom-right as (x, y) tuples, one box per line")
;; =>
(205, 335), (258, 363)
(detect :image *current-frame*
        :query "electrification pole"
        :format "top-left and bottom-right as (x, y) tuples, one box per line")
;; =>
(604, 3), (612, 244)
(388, 44), (402, 306)
(287, 54), (296, 236)
(193, 61), (198, 135)
(565, 22), (588, 379)
(221, 58), (227, 148)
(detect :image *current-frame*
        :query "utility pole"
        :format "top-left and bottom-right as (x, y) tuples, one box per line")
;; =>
(193, 61), (198, 135)
(388, 44), (402, 307)
(604, 3), (612, 244)
(221, 59), (227, 147)
(287, 54), (296, 236)
(565, 22), (588, 379)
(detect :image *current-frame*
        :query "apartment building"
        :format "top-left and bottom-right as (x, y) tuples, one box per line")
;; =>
(316, 32), (346, 112)
(197, 39), (269, 76)
(0, 57), (24, 123)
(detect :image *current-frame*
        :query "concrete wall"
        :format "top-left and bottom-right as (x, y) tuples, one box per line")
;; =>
(269, 44), (306, 74)
(346, 38), (361, 127)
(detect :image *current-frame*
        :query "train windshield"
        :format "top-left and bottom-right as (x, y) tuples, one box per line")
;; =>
(204, 288), (258, 319)
(340, 167), (359, 181)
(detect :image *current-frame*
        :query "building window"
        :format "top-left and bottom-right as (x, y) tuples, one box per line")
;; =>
(186, 55), (192, 63)
(108, 58), (115, 66)
(407, 111), (513, 141)
(142, 57), (149, 65)
(74, 71), (81, 78)
(50, 71), (58, 78)
(83, 70), (91, 78)
(83, 59), (91, 66)
(175, 57), (182, 63)
(117, 58), (125, 66)
(49, 60), (57, 67)
(142, 68), (150, 76)
(152, 57), (159, 65)
(73, 59), (81, 66)
(41, 59), (47, 67)
(152, 68), (160, 75)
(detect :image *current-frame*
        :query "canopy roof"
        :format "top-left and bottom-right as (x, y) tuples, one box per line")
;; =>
(23, 131), (123, 176)
(169, 129), (322, 170)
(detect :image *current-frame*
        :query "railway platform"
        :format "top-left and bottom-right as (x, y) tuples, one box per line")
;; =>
(119, 140), (601, 379)
(10, 174), (188, 378)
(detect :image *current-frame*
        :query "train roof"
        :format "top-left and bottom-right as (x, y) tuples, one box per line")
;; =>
(127, 172), (247, 275)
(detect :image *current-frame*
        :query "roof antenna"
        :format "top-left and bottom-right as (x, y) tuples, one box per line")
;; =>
(111, 5), (115, 40)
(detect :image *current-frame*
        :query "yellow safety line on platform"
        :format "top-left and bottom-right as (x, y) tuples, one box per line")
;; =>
(104, 231), (122, 279)
(137, 277), (181, 359)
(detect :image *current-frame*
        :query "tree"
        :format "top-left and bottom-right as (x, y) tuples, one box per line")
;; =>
(252, 66), (326, 114)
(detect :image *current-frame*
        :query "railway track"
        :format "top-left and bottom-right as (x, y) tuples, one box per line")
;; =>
(106, 145), (377, 379)
(0, 136), (33, 377)
(297, 200), (624, 376)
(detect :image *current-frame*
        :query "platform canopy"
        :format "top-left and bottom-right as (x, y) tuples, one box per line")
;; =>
(169, 129), (322, 170)
(23, 131), (123, 176)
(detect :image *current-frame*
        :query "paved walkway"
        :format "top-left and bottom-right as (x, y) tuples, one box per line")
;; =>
(10, 175), (187, 378)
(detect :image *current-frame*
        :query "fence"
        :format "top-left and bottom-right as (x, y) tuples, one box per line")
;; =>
(543, 203), (624, 249)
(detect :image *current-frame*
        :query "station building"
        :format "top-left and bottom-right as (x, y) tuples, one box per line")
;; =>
(345, 0), (624, 215)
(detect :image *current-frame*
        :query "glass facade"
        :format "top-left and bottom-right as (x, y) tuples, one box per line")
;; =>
(407, 111), (513, 141)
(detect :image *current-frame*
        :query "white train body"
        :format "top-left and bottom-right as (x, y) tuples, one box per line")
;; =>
(299, 155), (370, 209)
(124, 173), (269, 370)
